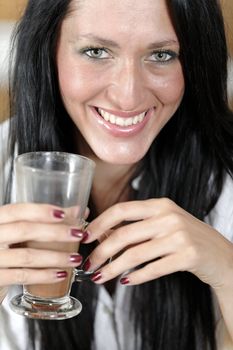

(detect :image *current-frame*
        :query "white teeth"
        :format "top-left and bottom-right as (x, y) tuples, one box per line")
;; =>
(103, 111), (110, 122)
(110, 114), (115, 124)
(138, 114), (144, 122)
(116, 117), (125, 126)
(98, 109), (146, 127)
(133, 116), (139, 125)
(125, 117), (133, 126)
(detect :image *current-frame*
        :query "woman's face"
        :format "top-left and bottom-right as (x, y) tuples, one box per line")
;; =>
(56, 0), (185, 164)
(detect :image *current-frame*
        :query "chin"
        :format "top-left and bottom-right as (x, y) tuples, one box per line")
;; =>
(96, 150), (145, 165)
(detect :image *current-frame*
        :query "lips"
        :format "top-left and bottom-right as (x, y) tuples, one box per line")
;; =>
(91, 106), (154, 137)
(97, 107), (147, 127)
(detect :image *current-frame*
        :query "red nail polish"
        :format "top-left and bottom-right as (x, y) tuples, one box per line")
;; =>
(81, 231), (90, 243)
(70, 254), (83, 264)
(57, 271), (68, 279)
(120, 277), (130, 285)
(53, 209), (65, 219)
(70, 229), (84, 238)
(91, 271), (102, 282)
(83, 258), (91, 271)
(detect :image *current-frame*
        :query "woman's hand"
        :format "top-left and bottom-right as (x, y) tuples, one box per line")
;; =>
(83, 198), (233, 291)
(0, 203), (86, 303)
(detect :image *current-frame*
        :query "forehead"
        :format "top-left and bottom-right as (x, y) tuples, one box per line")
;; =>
(65, 0), (178, 44)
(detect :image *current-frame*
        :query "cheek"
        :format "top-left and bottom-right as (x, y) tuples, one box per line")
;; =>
(150, 67), (185, 105)
(58, 69), (89, 103)
(57, 56), (100, 104)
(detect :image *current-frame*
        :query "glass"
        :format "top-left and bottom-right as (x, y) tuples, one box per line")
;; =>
(10, 152), (95, 320)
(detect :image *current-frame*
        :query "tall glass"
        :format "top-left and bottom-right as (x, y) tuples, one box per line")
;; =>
(10, 152), (95, 320)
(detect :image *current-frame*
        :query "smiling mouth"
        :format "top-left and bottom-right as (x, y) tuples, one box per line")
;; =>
(96, 107), (148, 127)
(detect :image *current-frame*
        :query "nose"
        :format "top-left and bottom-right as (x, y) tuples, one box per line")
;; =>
(106, 59), (147, 111)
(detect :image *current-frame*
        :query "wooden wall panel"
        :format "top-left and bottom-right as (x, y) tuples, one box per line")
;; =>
(0, 1), (28, 121)
(221, 1), (233, 110)
(221, 0), (233, 57)
(0, 87), (9, 121)
(0, 0), (27, 20)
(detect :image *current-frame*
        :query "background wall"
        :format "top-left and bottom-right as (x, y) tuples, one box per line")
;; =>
(0, 0), (27, 121)
(221, 0), (233, 56)
(222, 0), (233, 110)
(0, 0), (26, 20)
(0, 0), (233, 121)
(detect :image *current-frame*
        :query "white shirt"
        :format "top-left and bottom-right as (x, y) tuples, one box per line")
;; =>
(0, 119), (233, 350)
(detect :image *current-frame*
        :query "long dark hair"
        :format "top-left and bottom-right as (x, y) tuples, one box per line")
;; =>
(8, 0), (233, 349)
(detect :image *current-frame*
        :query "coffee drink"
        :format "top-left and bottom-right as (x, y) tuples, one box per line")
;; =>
(25, 241), (80, 299)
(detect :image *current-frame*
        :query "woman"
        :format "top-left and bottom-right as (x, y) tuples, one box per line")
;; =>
(0, 0), (233, 349)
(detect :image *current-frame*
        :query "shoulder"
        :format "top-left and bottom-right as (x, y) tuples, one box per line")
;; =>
(0, 118), (10, 141)
(0, 119), (12, 204)
(206, 174), (233, 242)
(0, 118), (10, 157)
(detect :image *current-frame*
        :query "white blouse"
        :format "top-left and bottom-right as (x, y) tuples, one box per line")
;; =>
(0, 120), (233, 350)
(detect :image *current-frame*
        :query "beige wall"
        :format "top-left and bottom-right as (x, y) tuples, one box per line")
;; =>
(221, 0), (233, 109)
(221, 0), (233, 57)
(0, 0), (28, 121)
(0, 0), (27, 20)
(0, 1), (232, 121)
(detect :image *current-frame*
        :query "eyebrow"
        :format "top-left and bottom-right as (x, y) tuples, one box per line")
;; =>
(76, 34), (179, 49)
(77, 34), (120, 48)
(147, 40), (179, 50)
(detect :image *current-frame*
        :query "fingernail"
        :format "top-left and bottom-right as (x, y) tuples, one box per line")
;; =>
(91, 271), (102, 282)
(83, 258), (91, 271)
(53, 209), (65, 219)
(70, 254), (83, 264)
(120, 277), (130, 285)
(70, 229), (84, 239)
(56, 271), (68, 279)
(81, 231), (90, 243)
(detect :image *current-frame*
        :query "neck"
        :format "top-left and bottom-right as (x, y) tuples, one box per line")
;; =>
(75, 133), (136, 214)
(92, 158), (136, 214)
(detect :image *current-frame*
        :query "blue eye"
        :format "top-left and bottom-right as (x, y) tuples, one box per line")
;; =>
(82, 47), (110, 59)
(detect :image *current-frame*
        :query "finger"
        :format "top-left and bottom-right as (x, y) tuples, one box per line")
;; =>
(86, 198), (181, 243)
(0, 222), (86, 245)
(0, 268), (70, 287)
(84, 207), (90, 219)
(89, 235), (175, 283)
(120, 254), (185, 285)
(0, 203), (67, 224)
(84, 218), (182, 273)
(0, 203), (86, 225)
(0, 248), (83, 268)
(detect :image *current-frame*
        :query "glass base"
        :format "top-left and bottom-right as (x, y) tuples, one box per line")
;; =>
(10, 294), (82, 320)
